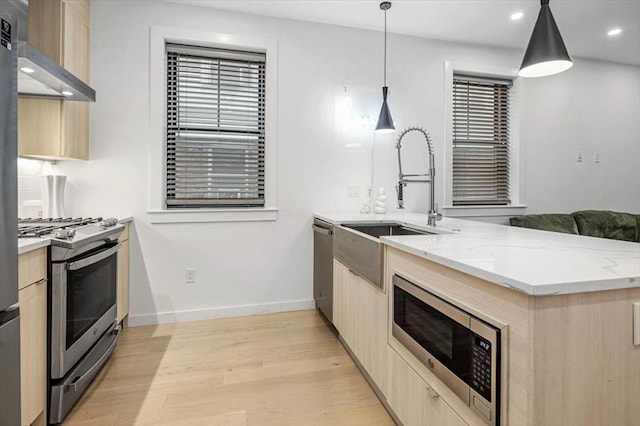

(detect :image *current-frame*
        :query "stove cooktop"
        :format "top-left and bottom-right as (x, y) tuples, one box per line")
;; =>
(18, 217), (104, 238)
(18, 217), (123, 249)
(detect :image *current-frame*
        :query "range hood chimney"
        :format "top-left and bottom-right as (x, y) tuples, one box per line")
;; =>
(15, 0), (95, 102)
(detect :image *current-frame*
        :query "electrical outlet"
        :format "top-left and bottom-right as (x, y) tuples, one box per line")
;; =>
(576, 151), (583, 162)
(348, 186), (360, 198)
(594, 152), (601, 163)
(185, 268), (196, 283)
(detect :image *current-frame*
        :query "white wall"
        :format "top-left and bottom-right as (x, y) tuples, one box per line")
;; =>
(43, 0), (639, 324)
(17, 159), (44, 218)
(520, 60), (640, 214)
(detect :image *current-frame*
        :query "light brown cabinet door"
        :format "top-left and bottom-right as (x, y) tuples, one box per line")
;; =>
(18, 99), (63, 159)
(387, 348), (425, 426)
(332, 260), (389, 395)
(26, 0), (62, 63)
(61, 101), (89, 159)
(19, 280), (47, 426)
(18, 98), (90, 160)
(388, 348), (469, 426)
(331, 260), (346, 341)
(422, 385), (469, 426)
(117, 239), (130, 323)
(62, 0), (90, 82)
(349, 268), (389, 396)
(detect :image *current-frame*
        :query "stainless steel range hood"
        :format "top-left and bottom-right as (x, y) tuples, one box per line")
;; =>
(14, 0), (95, 102)
(17, 41), (95, 102)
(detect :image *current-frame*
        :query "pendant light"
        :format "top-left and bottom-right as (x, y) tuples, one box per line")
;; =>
(519, 0), (572, 78)
(375, 1), (395, 133)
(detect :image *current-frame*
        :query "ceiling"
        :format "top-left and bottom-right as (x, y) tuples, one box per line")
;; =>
(168, 0), (640, 66)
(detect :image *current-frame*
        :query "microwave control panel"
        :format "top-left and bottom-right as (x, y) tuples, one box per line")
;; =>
(471, 335), (492, 401)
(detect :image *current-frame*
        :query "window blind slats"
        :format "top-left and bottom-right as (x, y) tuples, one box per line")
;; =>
(452, 76), (511, 206)
(166, 45), (266, 208)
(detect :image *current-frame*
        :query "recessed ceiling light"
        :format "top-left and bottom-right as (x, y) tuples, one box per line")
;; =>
(20, 67), (35, 74)
(607, 28), (622, 37)
(510, 12), (524, 21)
(61, 90), (73, 96)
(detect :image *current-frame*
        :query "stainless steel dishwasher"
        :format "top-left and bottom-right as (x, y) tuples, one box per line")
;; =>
(312, 219), (334, 323)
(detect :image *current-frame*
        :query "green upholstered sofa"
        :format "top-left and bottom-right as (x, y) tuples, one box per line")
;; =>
(509, 210), (640, 243)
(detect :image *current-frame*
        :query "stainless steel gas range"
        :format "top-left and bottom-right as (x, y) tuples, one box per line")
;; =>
(18, 217), (124, 424)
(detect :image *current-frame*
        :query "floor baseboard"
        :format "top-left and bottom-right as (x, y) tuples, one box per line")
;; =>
(128, 299), (316, 326)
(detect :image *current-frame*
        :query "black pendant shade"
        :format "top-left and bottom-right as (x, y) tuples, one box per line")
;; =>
(375, 1), (395, 133)
(375, 86), (395, 133)
(519, 0), (572, 77)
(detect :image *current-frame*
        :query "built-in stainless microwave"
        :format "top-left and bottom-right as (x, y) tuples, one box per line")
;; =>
(392, 274), (501, 425)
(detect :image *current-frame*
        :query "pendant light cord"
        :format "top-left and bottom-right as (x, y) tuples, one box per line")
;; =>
(383, 9), (387, 86)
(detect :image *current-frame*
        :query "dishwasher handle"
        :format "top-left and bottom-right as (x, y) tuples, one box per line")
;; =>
(312, 224), (333, 236)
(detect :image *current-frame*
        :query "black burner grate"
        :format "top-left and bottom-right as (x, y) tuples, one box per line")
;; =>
(18, 217), (103, 238)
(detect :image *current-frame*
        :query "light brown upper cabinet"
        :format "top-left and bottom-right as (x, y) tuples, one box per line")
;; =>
(19, 0), (91, 160)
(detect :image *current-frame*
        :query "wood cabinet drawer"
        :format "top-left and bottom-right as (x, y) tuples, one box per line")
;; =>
(18, 248), (47, 291)
(388, 347), (469, 426)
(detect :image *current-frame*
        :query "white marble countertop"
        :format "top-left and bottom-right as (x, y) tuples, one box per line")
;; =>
(314, 211), (640, 296)
(18, 238), (50, 255)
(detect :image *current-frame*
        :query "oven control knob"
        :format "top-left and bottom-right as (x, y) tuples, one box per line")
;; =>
(54, 228), (76, 239)
(99, 218), (118, 228)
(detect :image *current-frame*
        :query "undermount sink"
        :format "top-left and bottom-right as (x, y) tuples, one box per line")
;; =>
(334, 222), (434, 289)
(342, 222), (433, 238)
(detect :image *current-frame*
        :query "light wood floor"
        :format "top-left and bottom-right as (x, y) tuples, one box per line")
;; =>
(63, 310), (394, 426)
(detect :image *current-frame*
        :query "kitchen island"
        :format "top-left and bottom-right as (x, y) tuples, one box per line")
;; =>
(315, 212), (640, 426)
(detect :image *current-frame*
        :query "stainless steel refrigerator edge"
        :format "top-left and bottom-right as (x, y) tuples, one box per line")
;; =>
(0, 1), (21, 425)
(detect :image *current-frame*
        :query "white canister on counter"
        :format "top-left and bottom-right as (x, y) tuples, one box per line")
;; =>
(42, 175), (67, 218)
(374, 187), (387, 214)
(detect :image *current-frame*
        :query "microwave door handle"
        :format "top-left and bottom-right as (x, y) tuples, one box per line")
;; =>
(67, 242), (122, 271)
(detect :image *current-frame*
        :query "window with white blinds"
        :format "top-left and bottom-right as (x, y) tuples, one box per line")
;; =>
(452, 74), (512, 206)
(166, 44), (266, 208)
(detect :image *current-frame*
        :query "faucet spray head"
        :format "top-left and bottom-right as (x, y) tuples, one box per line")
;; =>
(395, 183), (405, 209)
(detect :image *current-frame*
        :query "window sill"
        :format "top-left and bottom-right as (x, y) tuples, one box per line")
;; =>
(442, 204), (527, 218)
(147, 207), (278, 224)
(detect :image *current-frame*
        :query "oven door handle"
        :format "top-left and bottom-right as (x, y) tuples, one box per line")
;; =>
(64, 325), (121, 392)
(67, 242), (122, 271)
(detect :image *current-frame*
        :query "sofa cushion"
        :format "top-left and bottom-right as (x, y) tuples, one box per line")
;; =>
(571, 210), (638, 242)
(509, 214), (579, 235)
